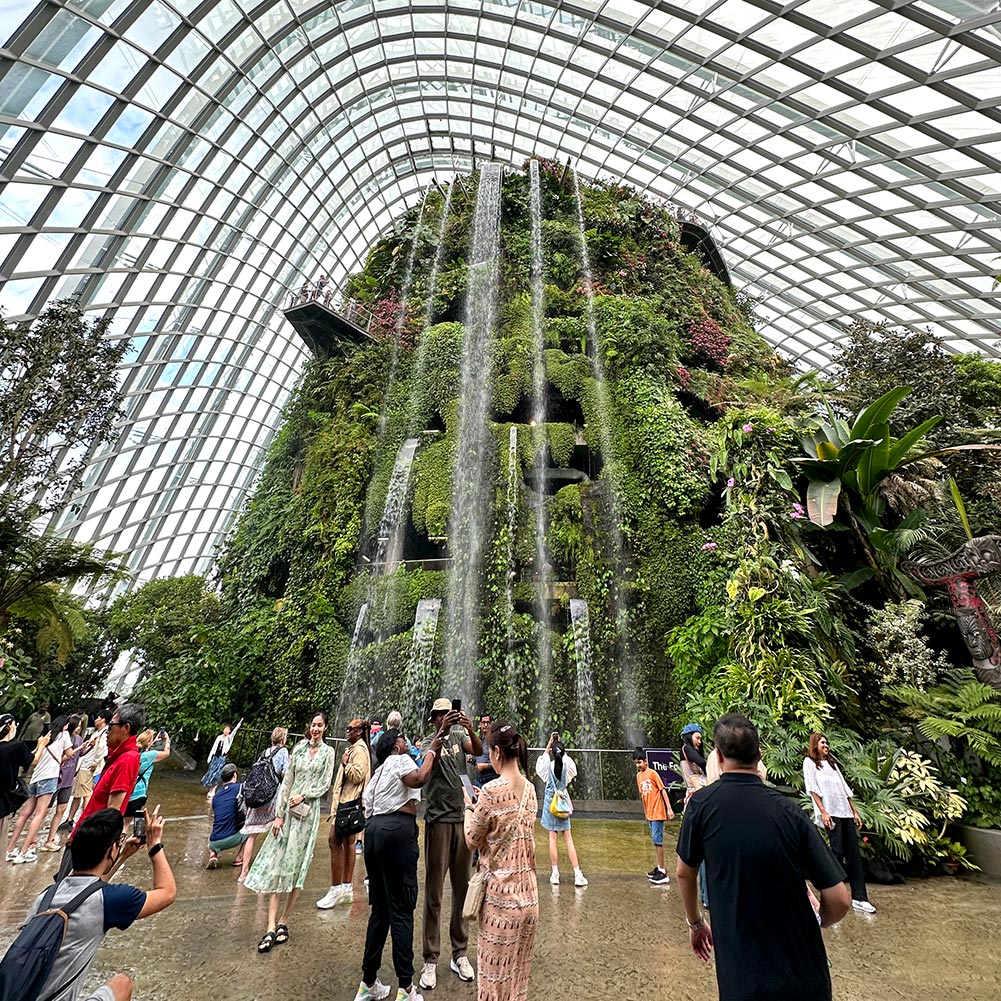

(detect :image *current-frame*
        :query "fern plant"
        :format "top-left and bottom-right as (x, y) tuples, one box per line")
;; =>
(891, 669), (1001, 767)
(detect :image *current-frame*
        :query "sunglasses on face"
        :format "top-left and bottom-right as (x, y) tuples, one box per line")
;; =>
(107, 721), (126, 729)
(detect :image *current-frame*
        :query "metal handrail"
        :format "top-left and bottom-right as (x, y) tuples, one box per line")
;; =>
(225, 726), (683, 802)
(286, 282), (378, 335)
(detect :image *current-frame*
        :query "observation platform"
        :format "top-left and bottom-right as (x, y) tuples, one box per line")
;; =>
(675, 212), (732, 286)
(284, 292), (378, 358)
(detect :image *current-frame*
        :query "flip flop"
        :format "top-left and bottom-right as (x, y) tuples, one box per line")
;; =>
(257, 931), (277, 954)
(274, 923), (289, 945)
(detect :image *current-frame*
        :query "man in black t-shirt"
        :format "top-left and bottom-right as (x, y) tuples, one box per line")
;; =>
(676, 714), (850, 1001)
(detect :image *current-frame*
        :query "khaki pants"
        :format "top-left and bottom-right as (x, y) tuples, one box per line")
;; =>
(421, 820), (471, 963)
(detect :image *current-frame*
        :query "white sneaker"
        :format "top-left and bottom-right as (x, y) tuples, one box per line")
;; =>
(353, 980), (391, 1001)
(15, 847), (37, 864)
(852, 899), (876, 914)
(549, 869), (560, 885)
(450, 957), (475, 982)
(574, 870), (589, 887)
(338, 884), (353, 905)
(316, 885), (343, 909)
(418, 963), (437, 990)
(395, 989), (423, 1001)
(6, 850), (19, 862)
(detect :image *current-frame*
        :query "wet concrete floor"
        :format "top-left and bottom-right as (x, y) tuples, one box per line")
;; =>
(2, 771), (1000, 1000)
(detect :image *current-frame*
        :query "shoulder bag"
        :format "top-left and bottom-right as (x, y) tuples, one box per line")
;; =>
(288, 799), (310, 821)
(462, 780), (532, 921)
(549, 767), (573, 818)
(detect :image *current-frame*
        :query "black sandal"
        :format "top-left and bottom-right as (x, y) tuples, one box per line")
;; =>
(274, 923), (289, 945)
(257, 931), (277, 954)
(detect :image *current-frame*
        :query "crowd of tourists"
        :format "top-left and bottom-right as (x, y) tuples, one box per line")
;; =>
(0, 697), (877, 1001)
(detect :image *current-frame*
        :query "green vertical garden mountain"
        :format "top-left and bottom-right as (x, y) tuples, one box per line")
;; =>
(215, 162), (785, 747)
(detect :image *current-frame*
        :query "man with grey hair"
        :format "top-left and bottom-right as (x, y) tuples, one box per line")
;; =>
(56, 703), (145, 882)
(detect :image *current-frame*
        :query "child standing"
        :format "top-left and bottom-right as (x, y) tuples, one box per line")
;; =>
(634, 749), (675, 884)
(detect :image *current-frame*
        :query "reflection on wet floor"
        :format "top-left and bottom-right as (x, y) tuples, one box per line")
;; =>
(2, 770), (1001, 1000)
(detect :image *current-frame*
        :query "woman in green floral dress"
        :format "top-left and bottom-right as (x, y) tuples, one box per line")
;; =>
(246, 711), (336, 952)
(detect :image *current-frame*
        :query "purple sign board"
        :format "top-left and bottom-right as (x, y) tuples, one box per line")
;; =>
(645, 748), (683, 787)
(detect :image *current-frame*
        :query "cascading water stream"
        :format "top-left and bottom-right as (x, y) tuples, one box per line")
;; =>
(407, 182), (454, 435)
(569, 598), (599, 794)
(504, 425), (519, 712)
(376, 187), (430, 447)
(573, 169), (641, 744)
(374, 437), (420, 574)
(402, 598), (441, 729)
(443, 163), (503, 703)
(337, 601), (370, 727)
(529, 159), (553, 738)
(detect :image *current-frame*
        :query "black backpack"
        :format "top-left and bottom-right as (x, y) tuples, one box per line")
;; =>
(0, 878), (104, 1001)
(242, 748), (280, 808)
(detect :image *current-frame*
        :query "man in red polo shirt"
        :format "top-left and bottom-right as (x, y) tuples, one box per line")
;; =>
(55, 703), (144, 882)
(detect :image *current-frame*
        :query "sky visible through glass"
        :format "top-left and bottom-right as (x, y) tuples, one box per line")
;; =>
(1, 0), (999, 584)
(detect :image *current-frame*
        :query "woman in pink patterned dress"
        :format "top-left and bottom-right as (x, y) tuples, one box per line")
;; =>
(462, 722), (538, 1001)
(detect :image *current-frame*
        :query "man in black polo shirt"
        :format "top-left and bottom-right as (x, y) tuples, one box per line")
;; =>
(676, 714), (850, 1001)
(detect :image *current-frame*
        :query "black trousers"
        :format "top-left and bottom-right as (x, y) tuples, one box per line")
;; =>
(363, 812), (419, 987)
(828, 816), (868, 902)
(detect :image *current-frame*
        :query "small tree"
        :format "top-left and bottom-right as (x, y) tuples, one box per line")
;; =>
(108, 575), (221, 679)
(0, 299), (129, 526)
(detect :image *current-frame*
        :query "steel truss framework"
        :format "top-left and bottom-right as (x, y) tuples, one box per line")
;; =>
(1, 0), (1000, 584)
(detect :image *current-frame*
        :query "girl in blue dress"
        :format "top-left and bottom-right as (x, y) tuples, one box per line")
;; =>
(535, 734), (588, 887)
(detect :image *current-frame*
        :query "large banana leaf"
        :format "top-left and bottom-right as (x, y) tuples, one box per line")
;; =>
(806, 477), (841, 527)
(851, 386), (911, 441)
(886, 415), (943, 468)
(857, 422), (890, 499)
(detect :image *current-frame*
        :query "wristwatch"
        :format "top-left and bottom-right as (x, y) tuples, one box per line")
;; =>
(686, 914), (705, 929)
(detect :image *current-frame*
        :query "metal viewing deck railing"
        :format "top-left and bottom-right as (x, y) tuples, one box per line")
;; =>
(223, 726), (685, 805)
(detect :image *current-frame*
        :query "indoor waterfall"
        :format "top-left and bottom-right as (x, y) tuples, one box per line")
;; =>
(336, 601), (370, 727)
(573, 169), (641, 744)
(569, 598), (599, 769)
(402, 598), (441, 736)
(374, 436), (420, 573)
(443, 163), (503, 704)
(529, 158), (553, 739)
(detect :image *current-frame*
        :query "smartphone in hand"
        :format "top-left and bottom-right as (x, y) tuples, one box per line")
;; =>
(451, 698), (462, 712)
(459, 774), (476, 800)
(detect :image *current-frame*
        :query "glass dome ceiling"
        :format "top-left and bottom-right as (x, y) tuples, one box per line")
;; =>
(2, 0), (1000, 584)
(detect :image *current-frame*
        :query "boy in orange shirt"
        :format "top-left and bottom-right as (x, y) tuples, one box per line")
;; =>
(635, 749), (675, 884)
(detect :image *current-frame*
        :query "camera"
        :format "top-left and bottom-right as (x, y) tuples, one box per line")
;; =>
(132, 815), (147, 844)
(451, 698), (462, 712)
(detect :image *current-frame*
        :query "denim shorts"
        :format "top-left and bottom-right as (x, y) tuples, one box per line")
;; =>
(28, 777), (58, 798)
(648, 819), (664, 847)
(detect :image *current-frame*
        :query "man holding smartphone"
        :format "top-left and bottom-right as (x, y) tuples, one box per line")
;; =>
(6, 806), (177, 1001)
(417, 698), (482, 991)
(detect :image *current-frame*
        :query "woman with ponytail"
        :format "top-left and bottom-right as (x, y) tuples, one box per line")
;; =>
(535, 733), (588, 886)
(463, 722), (538, 1001)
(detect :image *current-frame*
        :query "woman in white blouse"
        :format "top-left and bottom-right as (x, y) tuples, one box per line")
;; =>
(803, 733), (875, 914)
(354, 725), (444, 1001)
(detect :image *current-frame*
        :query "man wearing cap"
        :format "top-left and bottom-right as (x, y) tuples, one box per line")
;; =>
(417, 698), (482, 991)
(206, 763), (247, 869)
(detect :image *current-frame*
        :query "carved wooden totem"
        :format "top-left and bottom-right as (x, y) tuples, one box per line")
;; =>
(903, 535), (1001, 693)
